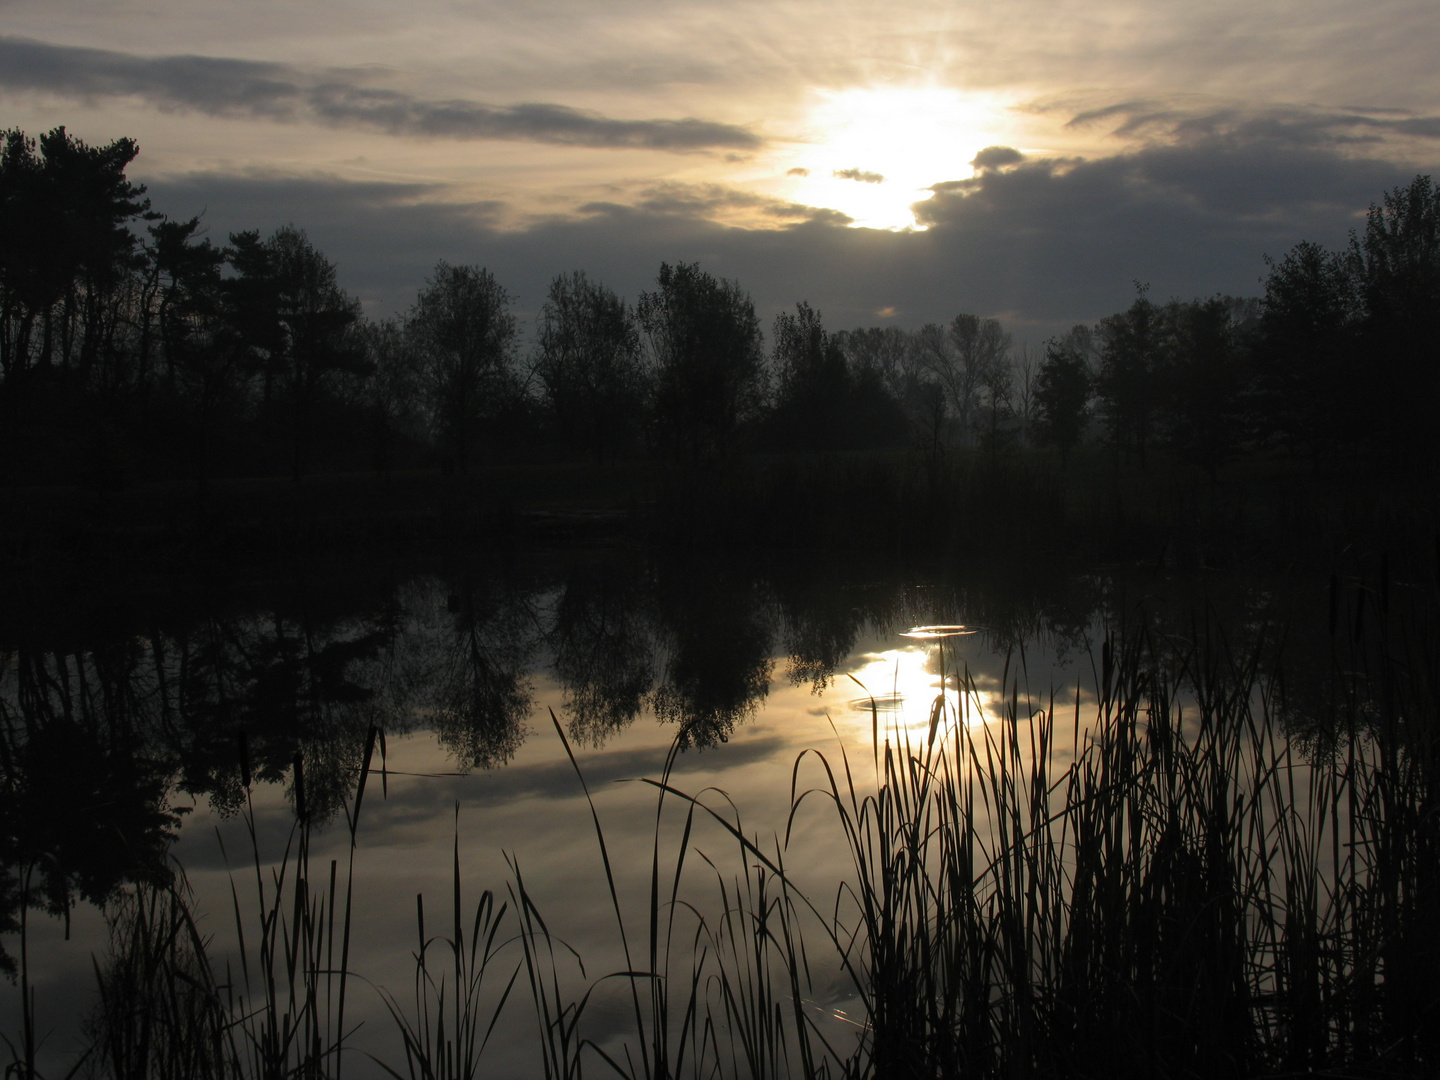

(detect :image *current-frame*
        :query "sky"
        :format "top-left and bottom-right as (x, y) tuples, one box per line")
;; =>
(4, 0), (1439, 340)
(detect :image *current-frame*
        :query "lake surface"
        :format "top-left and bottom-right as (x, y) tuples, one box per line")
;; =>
(0, 550), (1316, 1077)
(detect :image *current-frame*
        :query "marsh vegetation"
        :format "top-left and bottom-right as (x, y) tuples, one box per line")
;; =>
(3, 546), (1438, 1078)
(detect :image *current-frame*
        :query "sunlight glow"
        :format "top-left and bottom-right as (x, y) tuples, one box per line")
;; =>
(783, 86), (1012, 230)
(842, 641), (996, 741)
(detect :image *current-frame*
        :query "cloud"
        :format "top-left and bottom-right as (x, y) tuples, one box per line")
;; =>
(1061, 96), (1440, 156)
(833, 167), (884, 183)
(971, 145), (1024, 171)
(624, 180), (850, 224)
(786, 167), (810, 176)
(143, 108), (1432, 340)
(0, 35), (762, 151)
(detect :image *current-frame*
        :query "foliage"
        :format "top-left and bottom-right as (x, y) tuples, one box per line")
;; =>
(408, 262), (519, 472)
(3, 119), (1440, 491)
(535, 270), (646, 462)
(1095, 287), (1163, 464)
(1034, 333), (1091, 463)
(637, 262), (766, 461)
(1347, 175), (1440, 466)
(769, 301), (912, 452)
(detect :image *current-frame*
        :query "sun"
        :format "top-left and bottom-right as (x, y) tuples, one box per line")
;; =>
(784, 85), (1011, 230)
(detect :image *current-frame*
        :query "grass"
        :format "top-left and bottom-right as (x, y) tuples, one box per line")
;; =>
(13, 551), (1440, 1078)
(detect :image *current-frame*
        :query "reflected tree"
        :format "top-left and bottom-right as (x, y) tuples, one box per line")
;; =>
(429, 576), (536, 770)
(649, 563), (774, 748)
(549, 560), (656, 747)
(0, 647), (179, 980)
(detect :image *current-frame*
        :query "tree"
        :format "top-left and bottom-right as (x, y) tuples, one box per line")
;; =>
(1254, 241), (1358, 470)
(910, 323), (956, 448)
(1035, 334), (1091, 465)
(637, 262), (765, 461)
(146, 216), (233, 482)
(907, 314), (1011, 447)
(534, 270), (645, 462)
(1096, 287), (1163, 465)
(0, 127), (151, 387)
(256, 227), (366, 477)
(407, 262), (518, 471)
(358, 317), (422, 474)
(1160, 297), (1253, 481)
(1347, 175), (1440, 464)
(769, 301), (851, 450)
(977, 346), (1015, 457)
(1013, 343), (1038, 447)
(950, 314), (1012, 446)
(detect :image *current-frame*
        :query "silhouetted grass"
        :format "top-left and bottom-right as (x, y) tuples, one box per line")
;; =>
(57, 561), (1440, 1078)
(376, 804), (517, 1080)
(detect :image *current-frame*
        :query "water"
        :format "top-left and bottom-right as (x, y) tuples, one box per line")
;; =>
(0, 550), (1307, 1077)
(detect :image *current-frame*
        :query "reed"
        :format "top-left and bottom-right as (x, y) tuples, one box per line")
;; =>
(38, 551), (1440, 1078)
(375, 805), (517, 1080)
(508, 574), (1438, 1078)
(87, 872), (231, 1080)
(214, 724), (380, 1080)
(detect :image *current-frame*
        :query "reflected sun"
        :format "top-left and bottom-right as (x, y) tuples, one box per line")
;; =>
(842, 640), (996, 741)
(784, 86), (1011, 231)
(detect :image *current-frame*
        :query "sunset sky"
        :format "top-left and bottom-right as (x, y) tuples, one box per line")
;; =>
(4, 0), (1438, 339)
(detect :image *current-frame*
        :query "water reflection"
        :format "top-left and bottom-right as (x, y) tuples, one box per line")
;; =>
(0, 550), (1340, 957)
(430, 576), (537, 770)
(549, 559), (656, 746)
(650, 560), (776, 748)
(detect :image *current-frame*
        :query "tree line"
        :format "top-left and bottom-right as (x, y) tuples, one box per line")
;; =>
(3, 124), (1438, 488)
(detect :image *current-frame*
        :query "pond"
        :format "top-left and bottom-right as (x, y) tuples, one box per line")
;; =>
(3, 549), (1423, 1078)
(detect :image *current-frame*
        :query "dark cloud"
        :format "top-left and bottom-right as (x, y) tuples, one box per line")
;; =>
(0, 35), (761, 151)
(834, 167), (884, 183)
(626, 180), (850, 224)
(787, 167), (810, 176)
(971, 145), (1024, 170)
(1065, 97), (1440, 155)
(144, 117), (1431, 341)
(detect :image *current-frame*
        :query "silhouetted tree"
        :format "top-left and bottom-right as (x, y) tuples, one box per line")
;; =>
(637, 262), (765, 461)
(770, 301), (851, 450)
(1161, 297), (1255, 480)
(269, 227), (367, 477)
(0, 127), (150, 387)
(834, 326), (910, 394)
(1096, 287), (1163, 465)
(1254, 242), (1357, 470)
(408, 262), (518, 471)
(1013, 343), (1038, 447)
(144, 216), (234, 482)
(534, 270), (645, 462)
(1347, 175), (1440, 466)
(977, 344), (1016, 457)
(0, 127), (152, 478)
(1035, 334), (1091, 466)
(357, 318), (422, 473)
(822, 326), (915, 449)
(221, 227), (366, 477)
(951, 314), (1012, 447)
